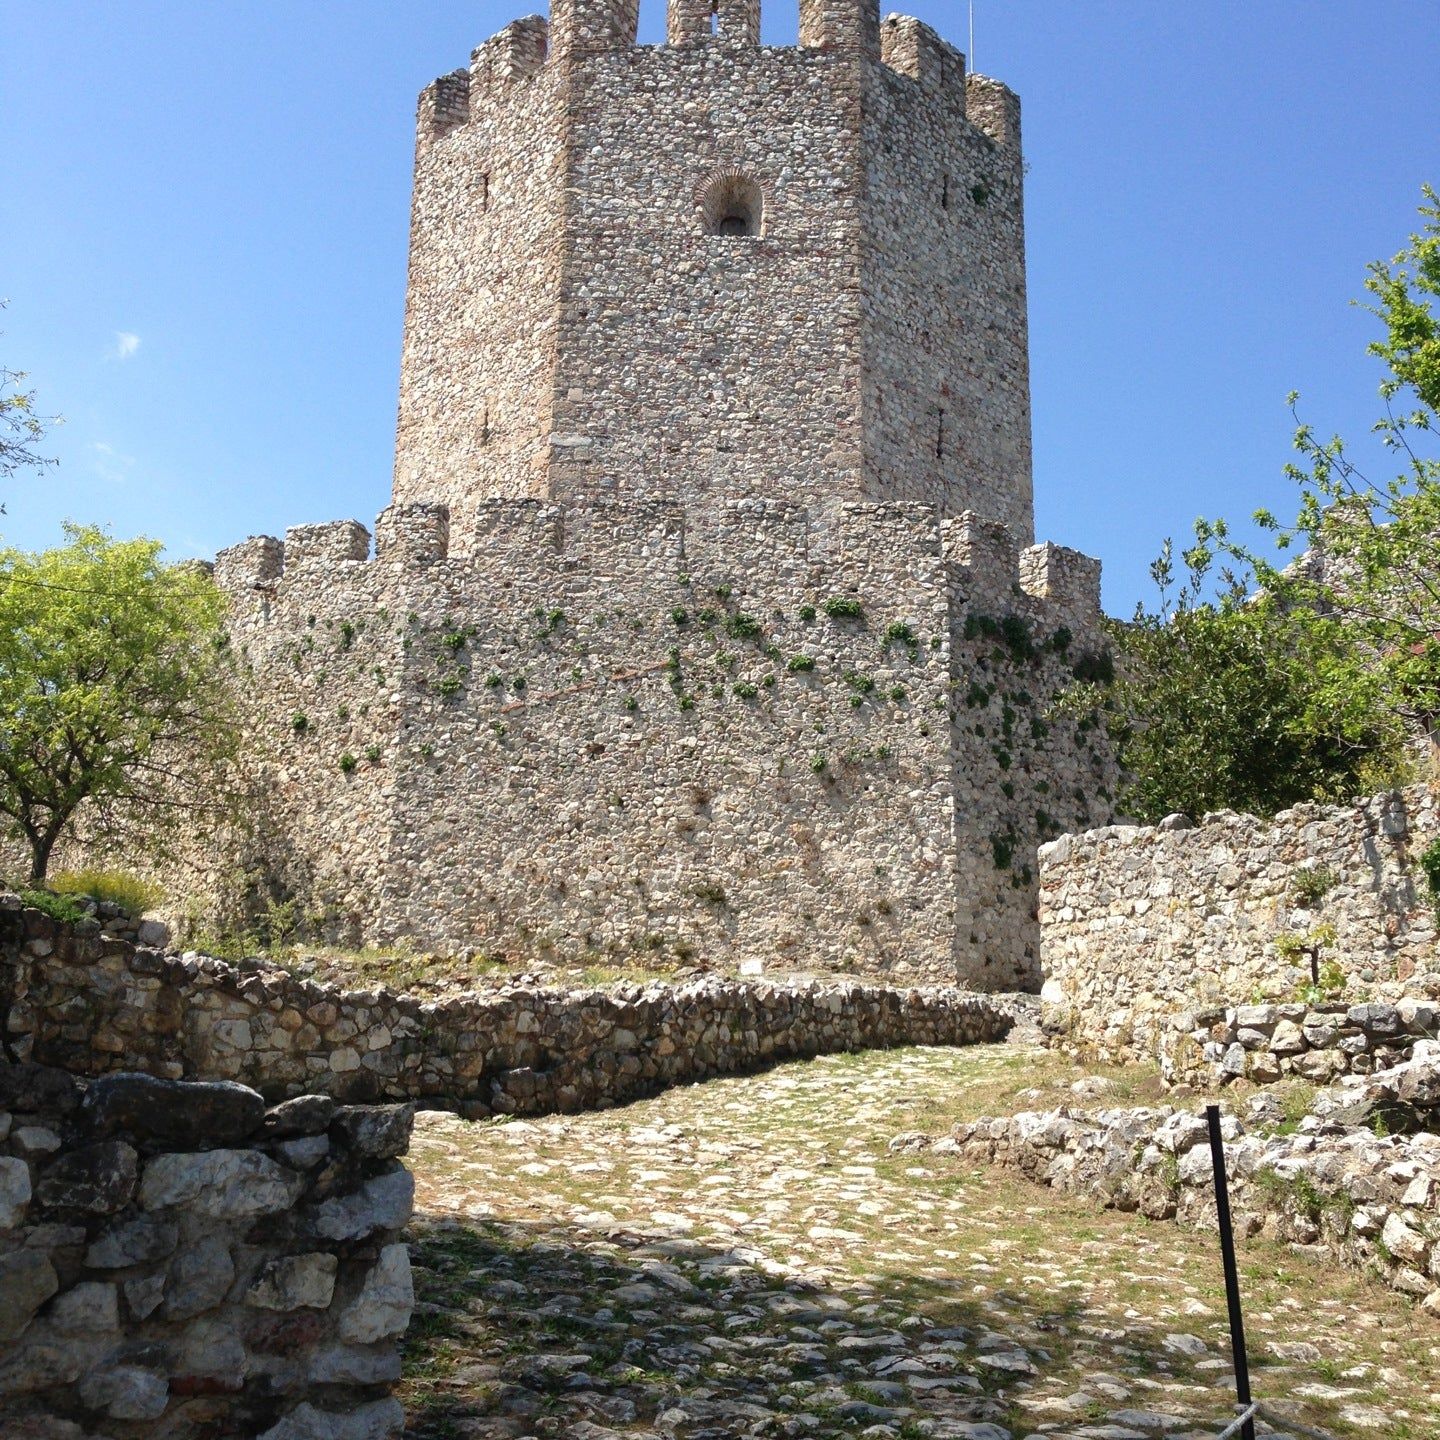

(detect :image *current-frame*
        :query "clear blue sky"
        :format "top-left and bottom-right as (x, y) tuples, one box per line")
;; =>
(4, 2), (1437, 615)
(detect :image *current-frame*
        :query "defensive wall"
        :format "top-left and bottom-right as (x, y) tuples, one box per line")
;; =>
(1039, 787), (1440, 1059)
(203, 496), (1116, 990)
(396, 5), (1034, 540)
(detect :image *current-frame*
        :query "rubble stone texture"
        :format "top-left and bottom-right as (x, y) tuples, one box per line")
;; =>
(0, 1062), (414, 1440)
(952, 1042), (1440, 1317)
(164, 0), (1118, 989)
(1158, 997), (1439, 1089)
(1039, 787), (1440, 1058)
(3, 897), (1019, 1113)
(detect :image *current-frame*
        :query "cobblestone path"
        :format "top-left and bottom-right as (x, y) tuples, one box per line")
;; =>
(402, 1045), (1440, 1440)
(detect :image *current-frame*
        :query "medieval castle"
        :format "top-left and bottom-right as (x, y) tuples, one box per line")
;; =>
(206, 0), (1119, 989)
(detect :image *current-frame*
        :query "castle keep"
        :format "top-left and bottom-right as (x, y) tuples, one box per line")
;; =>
(210, 0), (1118, 988)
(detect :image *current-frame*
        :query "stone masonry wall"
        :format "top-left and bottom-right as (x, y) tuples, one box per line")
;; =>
(198, 498), (1115, 991)
(393, 5), (1036, 543)
(0, 1063), (414, 1439)
(1158, 998), (1440, 1090)
(2, 900), (1020, 1117)
(1040, 787), (1440, 1058)
(951, 1046), (1440, 1315)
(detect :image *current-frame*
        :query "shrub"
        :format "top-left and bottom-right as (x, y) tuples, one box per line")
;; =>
(798, 604), (817, 622)
(809, 752), (828, 774)
(438, 673), (464, 698)
(787, 654), (816, 673)
(883, 620), (917, 647)
(725, 612), (763, 640)
(1291, 865), (1338, 909)
(50, 868), (164, 915)
(19, 889), (90, 925)
(291, 713), (310, 735)
(1422, 837), (1440, 918)
(442, 629), (466, 651)
(339, 752), (358, 774)
(1071, 648), (1116, 685)
(823, 596), (864, 620)
(364, 744), (382, 763)
(671, 606), (690, 626)
(733, 681), (758, 699)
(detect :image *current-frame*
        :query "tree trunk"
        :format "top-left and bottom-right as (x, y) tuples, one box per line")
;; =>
(28, 829), (58, 886)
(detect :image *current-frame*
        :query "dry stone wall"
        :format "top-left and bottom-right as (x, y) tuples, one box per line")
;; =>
(1040, 788), (1440, 1058)
(950, 1046), (1440, 1315)
(1159, 998), (1440, 1090)
(196, 499), (1114, 991)
(2, 899), (1021, 1116)
(394, 6), (1035, 541)
(0, 1062), (414, 1439)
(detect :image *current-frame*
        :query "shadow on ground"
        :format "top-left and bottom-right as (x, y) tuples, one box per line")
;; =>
(398, 1213), (1293, 1440)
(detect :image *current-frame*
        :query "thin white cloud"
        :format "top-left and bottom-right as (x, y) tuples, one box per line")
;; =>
(111, 331), (141, 361)
(91, 441), (136, 484)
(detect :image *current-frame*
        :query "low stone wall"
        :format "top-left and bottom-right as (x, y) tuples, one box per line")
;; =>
(949, 1047), (1440, 1315)
(1159, 998), (1439, 1089)
(0, 1063), (414, 1438)
(2, 899), (1017, 1115)
(1040, 787), (1440, 1060)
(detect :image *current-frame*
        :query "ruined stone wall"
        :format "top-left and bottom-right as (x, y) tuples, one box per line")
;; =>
(1040, 788), (1440, 1059)
(393, 5), (1034, 542)
(951, 1047), (1440, 1315)
(1157, 998), (1440, 1089)
(2, 900), (1018, 1116)
(204, 498), (1113, 988)
(0, 1063), (414, 1439)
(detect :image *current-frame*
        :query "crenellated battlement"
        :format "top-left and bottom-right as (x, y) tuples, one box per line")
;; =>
(216, 500), (1100, 644)
(880, 14), (965, 93)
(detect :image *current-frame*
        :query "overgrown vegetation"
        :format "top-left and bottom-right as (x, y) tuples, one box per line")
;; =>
(48, 867), (164, 915)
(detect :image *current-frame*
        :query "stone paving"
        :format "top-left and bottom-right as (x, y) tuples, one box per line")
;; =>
(401, 1045), (1440, 1440)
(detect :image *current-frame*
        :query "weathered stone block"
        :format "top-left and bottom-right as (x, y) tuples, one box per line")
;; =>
(84, 1072), (266, 1148)
(140, 1149), (304, 1217)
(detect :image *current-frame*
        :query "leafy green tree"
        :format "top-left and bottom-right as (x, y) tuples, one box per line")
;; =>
(0, 524), (236, 882)
(1106, 541), (1404, 824)
(1112, 186), (1440, 822)
(1199, 185), (1440, 743)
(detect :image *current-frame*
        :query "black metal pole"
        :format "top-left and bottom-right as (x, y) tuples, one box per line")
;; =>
(1206, 1103), (1256, 1440)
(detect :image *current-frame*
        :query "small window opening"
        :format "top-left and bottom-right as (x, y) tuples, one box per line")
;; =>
(480, 402), (492, 447)
(941, 173), (950, 210)
(936, 408), (946, 461)
(700, 170), (764, 239)
(479, 173), (490, 211)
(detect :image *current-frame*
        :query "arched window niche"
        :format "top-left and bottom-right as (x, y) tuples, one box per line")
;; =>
(699, 169), (765, 239)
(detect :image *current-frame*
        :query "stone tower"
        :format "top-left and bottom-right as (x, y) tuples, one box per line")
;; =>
(393, 0), (1035, 544)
